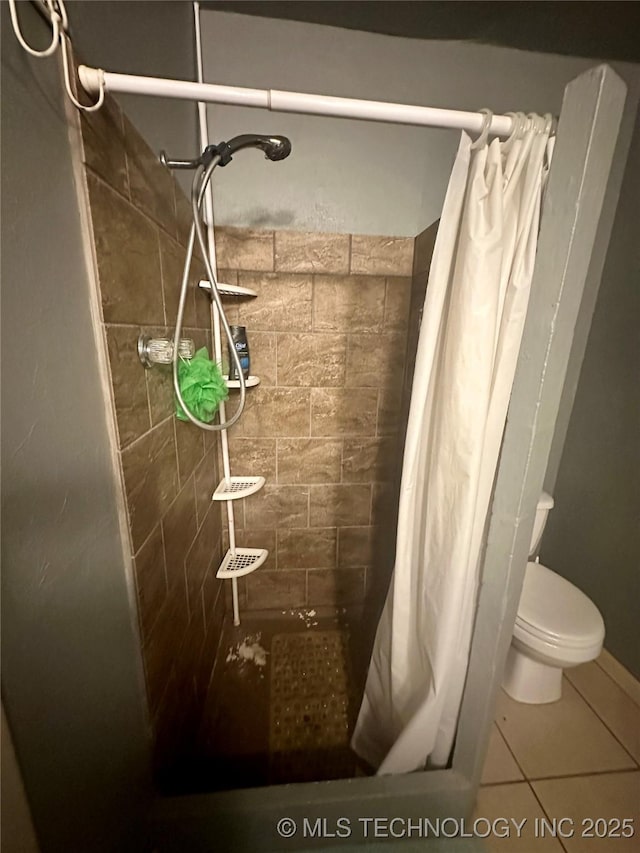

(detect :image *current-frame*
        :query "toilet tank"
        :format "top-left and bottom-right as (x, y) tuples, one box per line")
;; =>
(530, 491), (555, 555)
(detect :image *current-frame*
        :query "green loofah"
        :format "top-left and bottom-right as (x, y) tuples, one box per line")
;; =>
(175, 347), (229, 423)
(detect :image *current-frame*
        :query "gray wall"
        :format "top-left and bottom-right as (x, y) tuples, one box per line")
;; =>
(200, 11), (639, 236)
(70, 0), (198, 192)
(1, 4), (151, 850)
(541, 109), (640, 678)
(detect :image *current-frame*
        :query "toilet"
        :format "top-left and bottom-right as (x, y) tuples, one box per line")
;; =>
(502, 492), (605, 704)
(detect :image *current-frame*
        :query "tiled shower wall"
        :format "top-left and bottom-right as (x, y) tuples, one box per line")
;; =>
(74, 93), (225, 775)
(214, 227), (414, 612)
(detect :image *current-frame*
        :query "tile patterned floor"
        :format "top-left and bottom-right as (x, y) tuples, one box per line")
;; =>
(476, 653), (640, 852)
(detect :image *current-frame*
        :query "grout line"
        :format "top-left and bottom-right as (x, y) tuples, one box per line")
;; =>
(526, 766), (640, 784)
(595, 651), (640, 709)
(120, 412), (174, 453)
(564, 671), (640, 767)
(526, 781), (571, 853)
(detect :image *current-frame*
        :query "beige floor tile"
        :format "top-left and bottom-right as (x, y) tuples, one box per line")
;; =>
(566, 661), (640, 764)
(532, 771), (640, 853)
(474, 783), (564, 851)
(482, 724), (525, 785)
(495, 682), (636, 780)
(597, 651), (640, 708)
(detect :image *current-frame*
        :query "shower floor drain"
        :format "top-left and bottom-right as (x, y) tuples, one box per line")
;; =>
(269, 631), (356, 783)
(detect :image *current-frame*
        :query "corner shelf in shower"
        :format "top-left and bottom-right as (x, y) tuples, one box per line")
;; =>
(224, 375), (260, 389)
(216, 547), (269, 579)
(212, 475), (265, 502)
(198, 279), (257, 298)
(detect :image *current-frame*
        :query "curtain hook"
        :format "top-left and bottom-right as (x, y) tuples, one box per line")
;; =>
(503, 111), (523, 151)
(471, 108), (493, 150)
(543, 113), (554, 136)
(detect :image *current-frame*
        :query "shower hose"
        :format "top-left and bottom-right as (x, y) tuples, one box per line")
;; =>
(172, 153), (247, 432)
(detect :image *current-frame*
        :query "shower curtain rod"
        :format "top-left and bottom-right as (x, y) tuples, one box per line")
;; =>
(77, 65), (516, 136)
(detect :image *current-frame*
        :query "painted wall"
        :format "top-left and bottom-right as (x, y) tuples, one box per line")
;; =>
(1, 4), (151, 850)
(70, 0), (198, 193)
(199, 10), (631, 236)
(540, 110), (640, 678)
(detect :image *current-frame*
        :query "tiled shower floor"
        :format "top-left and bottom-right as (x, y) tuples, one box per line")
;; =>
(181, 608), (371, 793)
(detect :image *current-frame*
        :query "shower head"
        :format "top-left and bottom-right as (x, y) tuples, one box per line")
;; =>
(204, 134), (292, 167)
(225, 134), (291, 161)
(161, 135), (292, 171)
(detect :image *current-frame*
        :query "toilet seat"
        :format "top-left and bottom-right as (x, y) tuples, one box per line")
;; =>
(515, 562), (605, 650)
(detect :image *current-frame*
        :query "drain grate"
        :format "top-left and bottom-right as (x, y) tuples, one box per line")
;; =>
(269, 631), (356, 783)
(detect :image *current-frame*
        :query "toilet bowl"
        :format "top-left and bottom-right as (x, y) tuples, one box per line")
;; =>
(502, 494), (605, 704)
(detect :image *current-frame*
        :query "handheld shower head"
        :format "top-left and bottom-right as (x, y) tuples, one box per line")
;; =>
(203, 134), (292, 167)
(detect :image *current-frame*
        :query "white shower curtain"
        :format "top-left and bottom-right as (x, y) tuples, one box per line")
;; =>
(352, 116), (552, 774)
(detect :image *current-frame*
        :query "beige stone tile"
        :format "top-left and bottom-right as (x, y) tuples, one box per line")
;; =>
(413, 221), (438, 275)
(278, 528), (337, 569)
(173, 418), (205, 486)
(566, 661), (640, 763)
(532, 771), (640, 853)
(123, 115), (176, 237)
(309, 484), (371, 527)
(121, 420), (179, 552)
(311, 388), (378, 436)
(225, 437), (277, 481)
(481, 724), (524, 785)
(245, 570), (306, 609)
(244, 485), (309, 529)
(202, 561), (224, 635)
(345, 332), (406, 387)
(247, 331), (277, 385)
(87, 173), (165, 325)
(158, 228), (197, 328)
(338, 526), (376, 569)
(371, 481), (399, 526)
(384, 276), (412, 331)
(223, 573), (248, 611)
(277, 333), (347, 387)
(307, 568), (365, 607)
(473, 783), (564, 852)
(80, 96), (128, 197)
(161, 478), (197, 589)
(275, 230), (350, 274)
(277, 438), (343, 484)
(237, 272), (312, 331)
(342, 437), (396, 482)
(596, 650), (640, 708)
(104, 324), (151, 448)
(191, 258), (213, 330)
(193, 446), (219, 529)
(185, 502), (222, 614)
(145, 358), (175, 427)
(215, 226), (274, 271)
(133, 524), (167, 641)
(350, 235), (414, 276)
(313, 275), (386, 333)
(143, 585), (190, 714)
(231, 528), (277, 572)
(495, 682), (636, 780)
(173, 179), (193, 248)
(241, 387), (311, 438)
(377, 384), (404, 435)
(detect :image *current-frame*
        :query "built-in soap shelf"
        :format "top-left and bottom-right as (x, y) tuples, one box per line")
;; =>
(212, 475), (265, 502)
(198, 279), (257, 298)
(216, 547), (269, 579)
